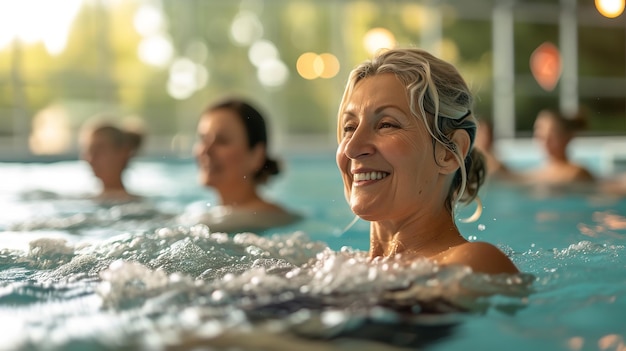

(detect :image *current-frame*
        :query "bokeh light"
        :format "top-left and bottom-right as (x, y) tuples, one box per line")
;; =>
(0, 0), (82, 55)
(133, 4), (165, 37)
(185, 40), (209, 64)
(595, 0), (625, 18)
(167, 58), (209, 100)
(138, 34), (174, 67)
(297, 52), (319, 80)
(400, 4), (424, 32)
(363, 27), (396, 56)
(286, 1), (318, 51)
(229, 11), (264, 46)
(248, 39), (279, 67)
(436, 38), (460, 64)
(318, 53), (340, 79)
(296, 52), (340, 80)
(257, 58), (288, 87)
(29, 105), (71, 155)
(530, 42), (562, 91)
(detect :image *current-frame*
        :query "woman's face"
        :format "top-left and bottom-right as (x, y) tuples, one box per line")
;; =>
(336, 73), (445, 221)
(195, 108), (261, 191)
(81, 131), (128, 182)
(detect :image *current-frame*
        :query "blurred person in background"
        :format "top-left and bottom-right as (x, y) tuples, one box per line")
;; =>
(600, 172), (626, 197)
(80, 119), (144, 202)
(474, 118), (512, 180)
(180, 97), (302, 233)
(524, 108), (595, 185)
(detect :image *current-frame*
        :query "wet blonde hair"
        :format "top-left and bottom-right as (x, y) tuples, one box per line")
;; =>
(337, 48), (485, 214)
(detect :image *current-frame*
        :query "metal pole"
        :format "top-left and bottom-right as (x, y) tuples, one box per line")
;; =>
(559, 0), (578, 116)
(10, 38), (29, 154)
(492, 0), (516, 138)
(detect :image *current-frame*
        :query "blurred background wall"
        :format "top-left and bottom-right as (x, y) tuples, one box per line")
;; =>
(0, 0), (624, 164)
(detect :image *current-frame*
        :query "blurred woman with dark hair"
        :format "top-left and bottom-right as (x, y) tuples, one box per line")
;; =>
(181, 97), (302, 233)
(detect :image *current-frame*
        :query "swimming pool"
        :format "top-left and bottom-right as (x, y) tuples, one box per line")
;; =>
(1, 155), (625, 351)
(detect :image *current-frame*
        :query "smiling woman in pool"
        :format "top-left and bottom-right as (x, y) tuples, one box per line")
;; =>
(336, 48), (518, 275)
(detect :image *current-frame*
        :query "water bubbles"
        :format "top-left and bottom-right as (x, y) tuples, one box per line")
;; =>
(196, 319), (223, 339)
(189, 223), (211, 237)
(28, 238), (75, 269)
(321, 310), (347, 327)
(0, 226), (535, 350)
(245, 245), (264, 256)
(211, 290), (225, 302)
(477, 224), (486, 231)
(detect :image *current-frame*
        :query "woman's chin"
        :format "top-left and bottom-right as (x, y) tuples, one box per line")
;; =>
(198, 175), (213, 187)
(349, 205), (378, 222)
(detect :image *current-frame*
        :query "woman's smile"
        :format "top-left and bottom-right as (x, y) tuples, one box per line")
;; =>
(352, 170), (390, 186)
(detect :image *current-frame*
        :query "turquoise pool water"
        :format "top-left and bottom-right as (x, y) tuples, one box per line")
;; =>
(1, 156), (625, 351)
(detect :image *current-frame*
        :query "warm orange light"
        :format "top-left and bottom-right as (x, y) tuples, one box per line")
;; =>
(297, 52), (340, 80)
(363, 28), (395, 56)
(595, 0), (625, 18)
(29, 105), (72, 155)
(319, 53), (340, 79)
(296, 52), (319, 80)
(530, 42), (562, 91)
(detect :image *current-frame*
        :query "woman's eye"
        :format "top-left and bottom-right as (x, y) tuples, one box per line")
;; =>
(379, 122), (398, 129)
(215, 136), (230, 145)
(342, 125), (356, 134)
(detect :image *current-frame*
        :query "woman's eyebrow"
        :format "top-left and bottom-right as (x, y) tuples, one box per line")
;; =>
(374, 104), (404, 114)
(340, 110), (357, 121)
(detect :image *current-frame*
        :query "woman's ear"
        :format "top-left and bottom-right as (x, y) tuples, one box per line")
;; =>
(250, 143), (266, 174)
(436, 130), (471, 175)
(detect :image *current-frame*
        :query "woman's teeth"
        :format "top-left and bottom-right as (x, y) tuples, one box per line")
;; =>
(354, 172), (388, 181)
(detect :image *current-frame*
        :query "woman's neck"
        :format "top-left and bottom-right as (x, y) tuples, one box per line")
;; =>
(100, 177), (125, 193)
(217, 184), (263, 209)
(369, 208), (466, 259)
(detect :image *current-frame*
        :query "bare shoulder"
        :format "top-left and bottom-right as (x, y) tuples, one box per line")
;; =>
(436, 241), (519, 275)
(572, 165), (595, 182)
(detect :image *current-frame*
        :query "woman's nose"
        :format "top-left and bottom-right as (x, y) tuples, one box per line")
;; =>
(343, 125), (375, 159)
(195, 140), (212, 157)
(81, 150), (94, 163)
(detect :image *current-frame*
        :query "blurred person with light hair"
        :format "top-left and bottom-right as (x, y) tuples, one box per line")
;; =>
(474, 118), (513, 180)
(525, 108), (595, 185)
(79, 117), (144, 201)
